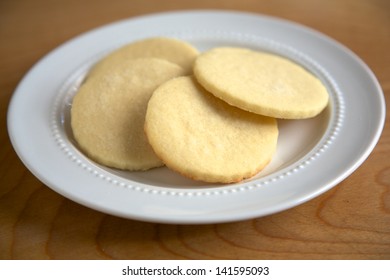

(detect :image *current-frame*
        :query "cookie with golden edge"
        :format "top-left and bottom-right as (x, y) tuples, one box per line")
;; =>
(193, 47), (329, 119)
(71, 58), (186, 171)
(144, 76), (278, 183)
(89, 37), (199, 77)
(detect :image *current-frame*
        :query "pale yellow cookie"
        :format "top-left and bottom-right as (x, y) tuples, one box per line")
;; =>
(193, 47), (329, 119)
(89, 37), (199, 77)
(145, 76), (278, 183)
(71, 58), (186, 171)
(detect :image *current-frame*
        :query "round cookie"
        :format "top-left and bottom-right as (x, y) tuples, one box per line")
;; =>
(89, 37), (199, 77)
(144, 76), (278, 183)
(71, 58), (186, 171)
(193, 47), (329, 119)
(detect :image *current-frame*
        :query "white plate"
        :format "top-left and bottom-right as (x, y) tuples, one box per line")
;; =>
(7, 11), (385, 224)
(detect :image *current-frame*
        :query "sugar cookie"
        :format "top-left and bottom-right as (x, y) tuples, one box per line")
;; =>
(89, 37), (199, 77)
(145, 76), (278, 183)
(193, 47), (329, 119)
(71, 58), (185, 171)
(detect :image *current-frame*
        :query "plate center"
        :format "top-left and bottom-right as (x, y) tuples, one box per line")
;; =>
(55, 33), (336, 189)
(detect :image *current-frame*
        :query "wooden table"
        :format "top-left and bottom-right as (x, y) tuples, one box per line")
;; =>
(1, 0), (389, 260)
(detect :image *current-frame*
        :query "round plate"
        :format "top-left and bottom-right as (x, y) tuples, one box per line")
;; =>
(7, 11), (385, 224)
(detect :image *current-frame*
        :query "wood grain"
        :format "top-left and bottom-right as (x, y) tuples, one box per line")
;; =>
(1, 0), (389, 259)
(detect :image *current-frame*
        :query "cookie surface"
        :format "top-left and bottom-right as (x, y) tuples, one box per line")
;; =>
(89, 37), (199, 76)
(193, 47), (329, 119)
(145, 76), (278, 183)
(71, 58), (185, 171)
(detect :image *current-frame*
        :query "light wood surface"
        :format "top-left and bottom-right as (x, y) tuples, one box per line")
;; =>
(1, 0), (389, 260)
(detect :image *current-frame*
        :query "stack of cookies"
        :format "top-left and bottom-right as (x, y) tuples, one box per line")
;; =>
(71, 37), (329, 183)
